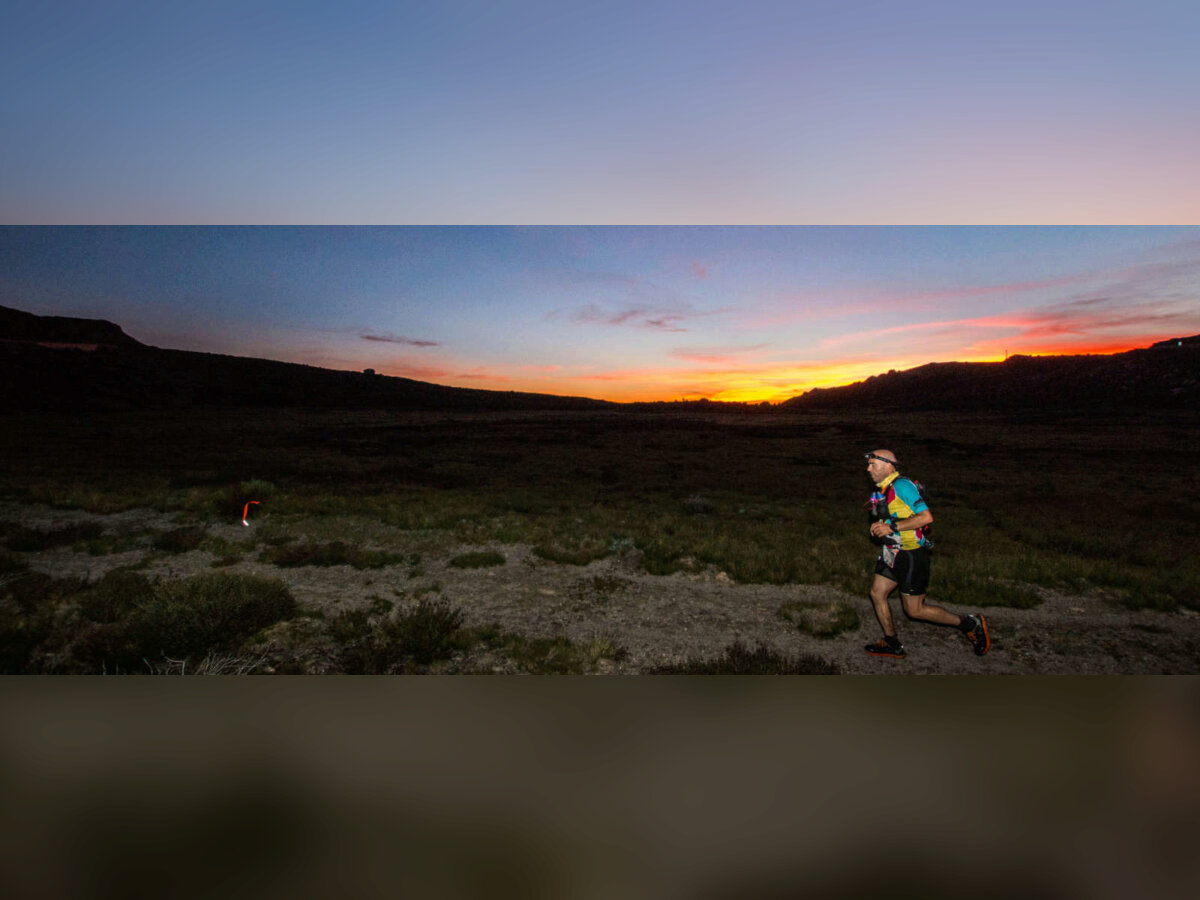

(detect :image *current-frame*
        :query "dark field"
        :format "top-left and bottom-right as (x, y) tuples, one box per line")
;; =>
(1, 406), (1196, 674)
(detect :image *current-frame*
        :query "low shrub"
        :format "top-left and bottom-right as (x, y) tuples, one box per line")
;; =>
(218, 478), (277, 518)
(490, 632), (626, 674)
(777, 599), (860, 638)
(651, 640), (840, 675)
(1, 571), (88, 673)
(3, 521), (104, 552)
(332, 598), (472, 673)
(84, 532), (149, 555)
(393, 598), (470, 665)
(77, 569), (153, 623)
(123, 573), (297, 664)
(532, 541), (609, 566)
(152, 526), (207, 554)
(448, 550), (506, 569)
(589, 575), (628, 594)
(260, 540), (408, 569)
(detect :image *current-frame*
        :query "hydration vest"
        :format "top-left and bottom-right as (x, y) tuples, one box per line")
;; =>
(866, 477), (933, 549)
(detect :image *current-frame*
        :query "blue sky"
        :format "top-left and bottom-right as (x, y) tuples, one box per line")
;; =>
(2, 1), (1198, 223)
(4, 226), (1198, 401)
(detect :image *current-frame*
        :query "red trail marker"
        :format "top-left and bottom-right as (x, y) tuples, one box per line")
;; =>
(242, 500), (261, 526)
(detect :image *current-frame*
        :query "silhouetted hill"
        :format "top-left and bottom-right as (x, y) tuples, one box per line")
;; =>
(0, 305), (144, 349)
(0, 305), (610, 413)
(781, 340), (1200, 411)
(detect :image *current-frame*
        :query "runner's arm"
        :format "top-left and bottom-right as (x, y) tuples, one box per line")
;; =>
(869, 509), (933, 537)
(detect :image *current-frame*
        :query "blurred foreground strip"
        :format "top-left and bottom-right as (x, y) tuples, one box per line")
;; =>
(0, 679), (1196, 900)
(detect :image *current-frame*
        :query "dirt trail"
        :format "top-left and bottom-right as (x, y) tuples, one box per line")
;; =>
(6, 502), (1198, 674)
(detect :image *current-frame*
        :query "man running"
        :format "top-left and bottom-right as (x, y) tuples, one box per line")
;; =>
(863, 449), (989, 659)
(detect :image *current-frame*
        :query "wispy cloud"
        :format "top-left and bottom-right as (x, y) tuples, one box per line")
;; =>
(669, 344), (768, 364)
(813, 250), (1200, 357)
(540, 262), (729, 333)
(361, 332), (440, 347)
(747, 273), (1101, 329)
(570, 305), (694, 332)
(746, 251), (1200, 331)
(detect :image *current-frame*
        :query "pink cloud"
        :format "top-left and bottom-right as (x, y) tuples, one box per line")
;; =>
(820, 290), (1200, 360)
(963, 300), (1200, 355)
(362, 332), (440, 347)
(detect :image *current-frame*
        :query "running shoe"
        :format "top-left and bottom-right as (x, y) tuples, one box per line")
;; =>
(864, 638), (906, 659)
(963, 614), (990, 656)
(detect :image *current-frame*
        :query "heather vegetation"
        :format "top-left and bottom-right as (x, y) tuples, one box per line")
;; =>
(0, 567), (298, 674)
(0, 406), (1195, 673)
(650, 640), (841, 675)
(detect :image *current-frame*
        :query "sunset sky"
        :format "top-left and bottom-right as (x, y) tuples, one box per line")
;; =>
(3, 226), (1198, 402)
(2, 2), (1198, 224)
(3, 4), (1198, 401)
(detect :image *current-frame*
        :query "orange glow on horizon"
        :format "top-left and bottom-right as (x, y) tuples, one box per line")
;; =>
(402, 335), (1171, 404)
(987, 338), (1160, 358)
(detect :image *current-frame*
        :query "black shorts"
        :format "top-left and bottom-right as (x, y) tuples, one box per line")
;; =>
(875, 547), (931, 596)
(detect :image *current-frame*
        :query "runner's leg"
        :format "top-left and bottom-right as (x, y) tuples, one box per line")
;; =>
(869, 574), (900, 636)
(900, 592), (963, 627)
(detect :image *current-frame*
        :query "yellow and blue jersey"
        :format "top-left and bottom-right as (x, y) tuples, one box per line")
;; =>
(870, 472), (930, 551)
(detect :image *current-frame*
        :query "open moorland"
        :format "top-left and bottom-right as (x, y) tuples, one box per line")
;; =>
(1, 406), (1196, 674)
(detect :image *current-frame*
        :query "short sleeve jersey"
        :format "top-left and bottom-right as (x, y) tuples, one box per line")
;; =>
(877, 472), (930, 551)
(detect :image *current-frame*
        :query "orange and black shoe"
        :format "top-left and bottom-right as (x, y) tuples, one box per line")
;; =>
(962, 614), (990, 656)
(864, 637), (906, 659)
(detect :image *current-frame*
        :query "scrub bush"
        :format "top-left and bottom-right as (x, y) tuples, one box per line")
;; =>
(123, 573), (297, 664)
(448, 550), (506, 569)
(777, 599), (860, 637)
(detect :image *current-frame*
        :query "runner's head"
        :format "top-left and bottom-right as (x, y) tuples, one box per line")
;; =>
(866, 449), (898, 482)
